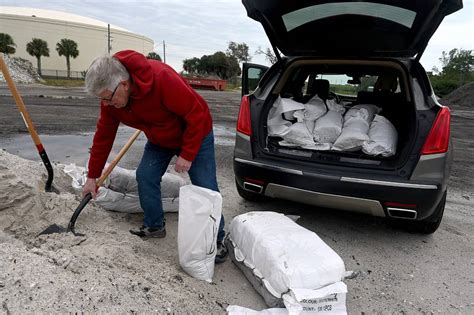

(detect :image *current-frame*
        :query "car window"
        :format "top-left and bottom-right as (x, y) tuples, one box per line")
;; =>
(248, 68), (266, 94)
(282, 2), (417, 32)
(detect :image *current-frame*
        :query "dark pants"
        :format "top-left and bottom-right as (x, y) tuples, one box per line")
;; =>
(136, 131), (225, 242)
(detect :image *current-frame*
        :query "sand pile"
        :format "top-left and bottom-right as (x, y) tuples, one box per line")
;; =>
(0, 54), (44, 84)
(439, 82), (474, 109)
(0, 149), (227, 313)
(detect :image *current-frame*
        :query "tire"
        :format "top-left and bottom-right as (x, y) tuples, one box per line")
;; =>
(395, 190), (447, 234)
(236, 180), (266, 202)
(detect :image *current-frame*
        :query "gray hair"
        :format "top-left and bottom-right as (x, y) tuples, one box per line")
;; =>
(85, 55), (130, 96)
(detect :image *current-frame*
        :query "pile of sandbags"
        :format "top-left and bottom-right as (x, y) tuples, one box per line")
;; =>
(267, 96), (398, 157)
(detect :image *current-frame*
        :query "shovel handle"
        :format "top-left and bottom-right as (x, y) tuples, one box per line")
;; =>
(96, 129), (142, 187)
(0, 54), (54, 192)
(67, 129), (142, 233)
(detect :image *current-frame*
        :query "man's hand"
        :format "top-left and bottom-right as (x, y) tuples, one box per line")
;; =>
(83, 177), (98, 199)
(175, 156), (192, 173)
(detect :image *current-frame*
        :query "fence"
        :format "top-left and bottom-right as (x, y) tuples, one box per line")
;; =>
(39, 69), (84, 80)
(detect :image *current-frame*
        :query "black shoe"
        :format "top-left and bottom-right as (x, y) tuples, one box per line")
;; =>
(129, 225), (166, 238)
(215, 241), (228, 264)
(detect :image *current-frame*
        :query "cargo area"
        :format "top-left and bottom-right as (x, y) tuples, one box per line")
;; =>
(259, 60), (420, 171)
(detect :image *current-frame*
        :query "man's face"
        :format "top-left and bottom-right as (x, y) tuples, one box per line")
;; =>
(98, 81), (129, 108)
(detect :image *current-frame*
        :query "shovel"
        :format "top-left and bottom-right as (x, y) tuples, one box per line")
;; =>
(39, 129), (142, 236)
(0, 54), (55, 192)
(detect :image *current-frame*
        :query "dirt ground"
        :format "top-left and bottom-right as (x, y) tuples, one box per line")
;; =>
(0, 83), (473, 314)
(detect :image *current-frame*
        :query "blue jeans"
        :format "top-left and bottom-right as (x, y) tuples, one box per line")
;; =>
(136, 131), (225, 242)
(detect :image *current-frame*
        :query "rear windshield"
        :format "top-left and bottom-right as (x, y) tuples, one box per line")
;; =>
(282, 2), (417, 32)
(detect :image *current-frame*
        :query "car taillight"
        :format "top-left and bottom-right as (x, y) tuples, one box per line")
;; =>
(421, 106), (451, 154)
(237, 95), (252, 136)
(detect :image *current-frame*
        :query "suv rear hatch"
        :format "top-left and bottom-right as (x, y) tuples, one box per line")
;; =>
(242, 0), (462, 59)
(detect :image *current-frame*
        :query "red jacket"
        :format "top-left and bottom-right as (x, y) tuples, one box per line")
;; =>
(87, 50), (212, 178)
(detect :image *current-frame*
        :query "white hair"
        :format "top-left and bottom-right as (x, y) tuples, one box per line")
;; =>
(85, 55), (130, 96)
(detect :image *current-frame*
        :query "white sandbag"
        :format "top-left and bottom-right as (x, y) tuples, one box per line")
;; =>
(332, 115), (370, 152)
(344, 104), (380, 124)
(304, 95), (327, 121)
(63, 164), (185, 213)
(227, 306), (288, 315)
(282, 122), (315, 146)
(326, 99), (346, 114)
(268, 97), (305, 136)
(178, 185), (222, 283)
(313, 111), (343, 144)
(228, 212), (346, 304)
(362, 115), (398, 157)
(282, 282), (348, 315)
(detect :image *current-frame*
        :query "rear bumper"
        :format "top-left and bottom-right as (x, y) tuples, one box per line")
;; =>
(234, 157), (444, 220)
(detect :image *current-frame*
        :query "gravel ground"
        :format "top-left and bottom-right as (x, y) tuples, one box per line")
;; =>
(0, 83), (473, 314)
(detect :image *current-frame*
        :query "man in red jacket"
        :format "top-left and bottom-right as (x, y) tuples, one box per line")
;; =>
(83, 50), (227, 263)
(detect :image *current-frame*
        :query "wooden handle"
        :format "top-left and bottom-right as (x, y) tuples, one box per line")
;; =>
(96, 129), (142, 187)
(0, 54), (42, 147)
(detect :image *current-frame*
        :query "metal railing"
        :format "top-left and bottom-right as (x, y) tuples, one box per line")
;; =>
(39, 68), (85, 80)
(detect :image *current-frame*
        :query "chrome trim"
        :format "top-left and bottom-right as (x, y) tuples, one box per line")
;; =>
(340, 177), (437, 190)
(236, 132), (250, 141)
(387, 208), (418, 220)
(419, 153), (447, 161)
(243, 182), (263, 194)
(234, 158), (303, 175)
(265, 183), (386, 217)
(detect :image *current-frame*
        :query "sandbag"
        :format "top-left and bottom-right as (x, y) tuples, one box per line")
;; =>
(313, 110), (343, 144)
(332, 113), (370, 151)
(362, 114), (398, 157)
(326, 99), (346, 114)
(178, 185), (222, 283)
(227, 212), (346, 307)
(267, 97), (305, 137)
(282, 282), (348, 315)
(344, 104), (380, 124)
(281, 122), (315, 146)
(304, 95), (327, 121)
(63, 164), (185, 213)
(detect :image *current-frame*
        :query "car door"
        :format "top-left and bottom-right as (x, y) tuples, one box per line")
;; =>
(242, 63), (269, 97)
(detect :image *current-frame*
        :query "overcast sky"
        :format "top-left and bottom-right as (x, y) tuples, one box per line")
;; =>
(2, 0), (473, 73)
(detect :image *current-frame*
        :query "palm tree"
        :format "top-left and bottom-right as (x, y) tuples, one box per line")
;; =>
(56, 38), (79, 78)
(26, 38), (50, 76)
(0, 33), (16, 55)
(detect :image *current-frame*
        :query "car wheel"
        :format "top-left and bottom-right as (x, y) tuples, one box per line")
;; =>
(235, 180), (266, 202)
(395, 191), (446, 234)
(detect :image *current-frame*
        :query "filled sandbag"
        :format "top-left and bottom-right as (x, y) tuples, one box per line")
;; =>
(344, 104), (380, 124)
(313, 110), (344, 144)
(227, 212), (346, 307)
(281, 122), (315, 146)
(178, 185), (222, 283)
(326, 99), (346, 114)
(362, 114), (398, 157)
(304, 95), (327, 121)
(332, 116), (370, 152)
(268, 97), (305, 137)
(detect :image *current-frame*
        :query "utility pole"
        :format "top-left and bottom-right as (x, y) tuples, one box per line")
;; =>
(163, 40), (166, 64)
(108, 24), (111, 55)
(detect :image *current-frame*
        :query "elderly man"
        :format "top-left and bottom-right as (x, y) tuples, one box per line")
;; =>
(83, 50), (227, 263)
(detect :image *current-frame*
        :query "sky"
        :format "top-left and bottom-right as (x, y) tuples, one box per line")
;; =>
(2, 0), (473, 73)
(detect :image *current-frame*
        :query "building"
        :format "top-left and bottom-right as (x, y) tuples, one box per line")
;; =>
(0, 6), (154, 77)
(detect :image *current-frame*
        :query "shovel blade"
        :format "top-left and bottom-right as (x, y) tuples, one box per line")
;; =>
(38, 224), (66, 236)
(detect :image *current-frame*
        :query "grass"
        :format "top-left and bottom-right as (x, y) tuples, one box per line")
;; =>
(42, 78), (85, 87)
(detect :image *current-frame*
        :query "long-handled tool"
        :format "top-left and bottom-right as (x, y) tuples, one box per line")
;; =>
(0, 54), (55, 192)
(39, 129), (142, 236)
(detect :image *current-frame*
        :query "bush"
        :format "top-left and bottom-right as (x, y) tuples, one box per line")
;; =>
(430, 78), (459, 97)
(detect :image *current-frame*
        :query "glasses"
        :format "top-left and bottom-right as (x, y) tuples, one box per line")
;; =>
(100, 83), (120, 102)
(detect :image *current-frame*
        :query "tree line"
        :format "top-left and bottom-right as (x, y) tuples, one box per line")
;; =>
(428, 48), (473, 97)
(0, 33), (79, 78)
